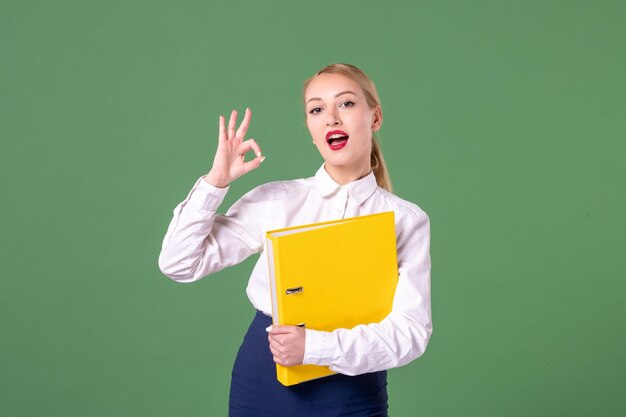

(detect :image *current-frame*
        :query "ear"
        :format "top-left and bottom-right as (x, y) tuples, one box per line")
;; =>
(371, 105), (383, 132)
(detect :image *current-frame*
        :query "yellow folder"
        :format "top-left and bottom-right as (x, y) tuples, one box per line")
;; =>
(266, 211), (398, 386)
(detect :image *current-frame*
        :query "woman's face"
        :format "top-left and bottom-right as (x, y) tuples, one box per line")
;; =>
(305, 73), (382, 175)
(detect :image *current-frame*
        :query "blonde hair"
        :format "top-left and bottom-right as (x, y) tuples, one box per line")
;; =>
(303, 63), (393, 192)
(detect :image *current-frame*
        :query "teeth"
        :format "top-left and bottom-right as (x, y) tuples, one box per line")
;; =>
(328, 134), (347, 139)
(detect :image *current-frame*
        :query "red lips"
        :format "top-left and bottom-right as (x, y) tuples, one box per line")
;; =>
(326, 130), (349, 151)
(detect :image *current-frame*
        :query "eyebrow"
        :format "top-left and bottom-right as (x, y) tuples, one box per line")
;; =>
(306, 90), (357, 104)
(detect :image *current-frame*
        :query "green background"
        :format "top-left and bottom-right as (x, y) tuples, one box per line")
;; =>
(2, 1), (624, 416)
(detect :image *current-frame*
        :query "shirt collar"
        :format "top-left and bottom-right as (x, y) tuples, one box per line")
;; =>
(314, 164), (378, 205)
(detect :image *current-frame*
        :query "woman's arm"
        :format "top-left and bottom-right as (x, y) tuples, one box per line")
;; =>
(158, 109), (267, 282)
(301, 212), (432, 375)
(158, 180), (269, 282)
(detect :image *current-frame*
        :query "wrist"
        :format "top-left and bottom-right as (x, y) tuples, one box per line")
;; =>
(203, 171), (229, 188)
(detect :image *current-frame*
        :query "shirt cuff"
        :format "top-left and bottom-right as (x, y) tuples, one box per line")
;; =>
(188, 176), (229, 212)
(303, 329), (336, 367)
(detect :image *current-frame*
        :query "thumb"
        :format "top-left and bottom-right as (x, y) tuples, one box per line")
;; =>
(243, 153), (265, 173)
(267, 325), (292, 335)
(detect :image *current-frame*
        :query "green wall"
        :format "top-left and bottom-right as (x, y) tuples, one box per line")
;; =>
(2, 1), (624, 416)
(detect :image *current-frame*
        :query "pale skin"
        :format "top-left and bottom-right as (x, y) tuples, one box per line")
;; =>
(204, 73), (382, 367)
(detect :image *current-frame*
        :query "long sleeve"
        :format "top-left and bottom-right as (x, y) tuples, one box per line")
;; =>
(302, 211), (432, 375)
(158, 177), (269, 283)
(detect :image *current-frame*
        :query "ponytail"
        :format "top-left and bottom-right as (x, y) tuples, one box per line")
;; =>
(371, 136), (392, 192)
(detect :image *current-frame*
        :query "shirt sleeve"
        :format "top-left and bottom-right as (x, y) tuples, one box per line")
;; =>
(302, 211), (432, 375)
(158, 176), (268, 283)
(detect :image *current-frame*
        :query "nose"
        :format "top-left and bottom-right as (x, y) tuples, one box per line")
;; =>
(325, 108), (341, 126)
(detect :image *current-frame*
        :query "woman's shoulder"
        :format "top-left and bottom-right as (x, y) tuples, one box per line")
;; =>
(374, 187), (429, 223)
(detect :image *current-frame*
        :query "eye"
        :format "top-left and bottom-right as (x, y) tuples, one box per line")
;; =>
(308, 107), (322, 115)
(340, 100), (355, 108)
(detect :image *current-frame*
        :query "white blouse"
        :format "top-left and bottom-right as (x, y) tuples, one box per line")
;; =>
(158, 164), (432, 376)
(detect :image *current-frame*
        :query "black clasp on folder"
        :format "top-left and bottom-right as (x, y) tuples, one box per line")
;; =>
(285, 286), (303, 295)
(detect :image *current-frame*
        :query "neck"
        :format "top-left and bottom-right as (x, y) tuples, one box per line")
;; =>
(324, 161), (372, 185)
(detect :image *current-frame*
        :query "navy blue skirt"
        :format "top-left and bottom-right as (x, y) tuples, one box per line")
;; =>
(229, 310), (388, 417)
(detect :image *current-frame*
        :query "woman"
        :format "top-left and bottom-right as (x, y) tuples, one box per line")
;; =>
(158, 63), (432, 417)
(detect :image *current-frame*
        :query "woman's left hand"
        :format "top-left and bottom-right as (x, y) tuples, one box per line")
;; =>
(267, 325), (306, 367)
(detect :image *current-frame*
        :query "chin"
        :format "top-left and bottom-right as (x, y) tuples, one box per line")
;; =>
(316, 144), (368, 169)
(324, 157), (364, 170)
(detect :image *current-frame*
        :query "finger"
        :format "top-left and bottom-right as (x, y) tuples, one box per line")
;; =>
(235, 107), (252, 140)
(269, 345), (288, 365)
(269, 325), (294, 336)
(237, 139), (262, 158)
(274, 355), (291, 367)
(269, 326), (285, 335)
(227, 109), (237, 140)
(218, 115), (226, 142)
(242, 155), (264, 174)
(237, 139), (265, 173)
(247, 138), (262, 157)
(269, 334), (284, 347)
(269, 343), (282, 358)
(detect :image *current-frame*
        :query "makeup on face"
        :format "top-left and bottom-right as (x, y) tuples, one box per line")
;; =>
(304, 73), (379, 183)
(326, 130), (349, 150)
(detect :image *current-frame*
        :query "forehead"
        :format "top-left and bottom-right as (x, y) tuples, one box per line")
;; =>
(305, 73), (363, 99)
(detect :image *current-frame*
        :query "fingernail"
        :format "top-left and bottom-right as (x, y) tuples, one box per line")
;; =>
(265, 325), (272, 332)
(260, 156), (266, 163)
(257, 151), (262, 157)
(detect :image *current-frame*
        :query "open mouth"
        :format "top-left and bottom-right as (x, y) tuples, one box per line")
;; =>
(326, 130), (349, 150)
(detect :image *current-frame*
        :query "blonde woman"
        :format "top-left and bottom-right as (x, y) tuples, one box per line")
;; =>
(159, 63), (432, 417)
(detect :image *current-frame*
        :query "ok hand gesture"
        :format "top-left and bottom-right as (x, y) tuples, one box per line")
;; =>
(204, 108), (264, 188)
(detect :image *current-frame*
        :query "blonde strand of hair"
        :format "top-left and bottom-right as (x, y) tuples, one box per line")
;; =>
(371, 137), (392, 192)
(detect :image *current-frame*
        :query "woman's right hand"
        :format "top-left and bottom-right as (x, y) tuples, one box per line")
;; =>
(203, 108), (264, 188)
